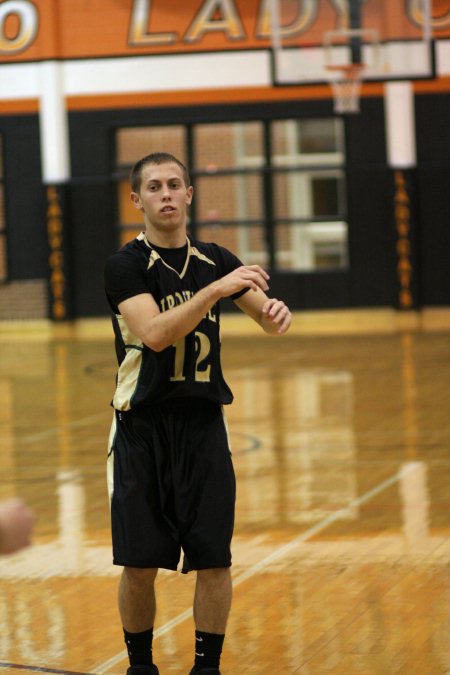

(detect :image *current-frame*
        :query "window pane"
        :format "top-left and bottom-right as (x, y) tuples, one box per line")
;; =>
(275, 222), (348, 271)
(272, 118), (344, 157)
(314, 238), (348, 269)
(195, 174), (263, 222)
(197, 224), (268, 267)
(312, 176), (340, 215)
(116, 126), (186, 166)
(193, 123), (266, 265)
(270, 117), (348, 272)
(298, 119), (344, 154)
(273, 170), (345, 219)
(194, 122), (263, 171)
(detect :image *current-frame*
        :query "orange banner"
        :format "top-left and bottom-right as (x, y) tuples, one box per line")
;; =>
(0, 0), (448, 64)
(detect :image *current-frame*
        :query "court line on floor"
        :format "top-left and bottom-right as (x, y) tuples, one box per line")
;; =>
(94, 462), (418, 674)
(0, 663), (94, 674)
(21, 412), (111, 444)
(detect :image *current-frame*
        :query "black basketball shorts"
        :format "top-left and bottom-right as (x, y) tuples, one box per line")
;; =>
(107, 398), (236, 572)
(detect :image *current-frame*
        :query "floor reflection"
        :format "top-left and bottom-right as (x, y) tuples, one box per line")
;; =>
(0, 331), (448, 673)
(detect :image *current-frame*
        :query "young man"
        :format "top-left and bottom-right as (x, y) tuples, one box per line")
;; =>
(104, 152), (292, 675)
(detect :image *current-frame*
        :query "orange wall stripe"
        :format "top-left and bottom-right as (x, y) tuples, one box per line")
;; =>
(413, 75), (450, 93)
(65, 78), (450, 112)
(65, 83), (386, 112)
(1, 77), (449, 117)
(66, 86), (335, 111)
(0, 99), (39, 114)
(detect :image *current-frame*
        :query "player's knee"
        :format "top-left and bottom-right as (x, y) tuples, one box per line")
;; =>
(123, 566), (158, 586)
(197, 567), (230, 585)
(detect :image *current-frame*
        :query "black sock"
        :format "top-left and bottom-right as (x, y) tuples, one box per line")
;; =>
(124, 628), (154, 666)
(194, 630), (225, 670)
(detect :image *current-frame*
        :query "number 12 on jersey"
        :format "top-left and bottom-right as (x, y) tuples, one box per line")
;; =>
(170, 331), (211, 383)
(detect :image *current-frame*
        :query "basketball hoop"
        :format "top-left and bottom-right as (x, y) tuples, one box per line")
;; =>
(325, 63), (365, 114)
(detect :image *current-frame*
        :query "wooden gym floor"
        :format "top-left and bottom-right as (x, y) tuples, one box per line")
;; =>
(0, 313), (449, 674)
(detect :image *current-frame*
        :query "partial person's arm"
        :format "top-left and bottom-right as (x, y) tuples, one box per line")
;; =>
(118, 265), (271, 351)
(0, 499), (35, 555)
(234, 287), (292, 335)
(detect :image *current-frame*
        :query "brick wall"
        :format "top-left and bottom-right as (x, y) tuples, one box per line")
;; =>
(0, 280), (48, 320)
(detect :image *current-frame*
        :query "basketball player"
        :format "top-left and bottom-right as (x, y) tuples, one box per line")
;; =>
(104, 152), (292, 675)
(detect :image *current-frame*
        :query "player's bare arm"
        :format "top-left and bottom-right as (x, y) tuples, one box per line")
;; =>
(118, 265), (270, 351)
(234, 287), (292, 335)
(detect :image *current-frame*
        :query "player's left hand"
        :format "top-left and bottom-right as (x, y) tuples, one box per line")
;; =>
(262, 298), (292, 334)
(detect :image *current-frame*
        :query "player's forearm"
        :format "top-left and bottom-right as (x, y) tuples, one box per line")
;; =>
(143, 282), (222, 351)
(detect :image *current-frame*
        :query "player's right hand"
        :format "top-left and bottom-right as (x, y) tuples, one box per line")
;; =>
(215, 265), (270, 298)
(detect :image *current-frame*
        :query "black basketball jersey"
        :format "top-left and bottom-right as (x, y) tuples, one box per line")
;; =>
(104, 232), (247, 410)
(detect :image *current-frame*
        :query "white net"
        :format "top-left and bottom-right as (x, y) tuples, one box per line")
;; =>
(326, 65), (364, 114)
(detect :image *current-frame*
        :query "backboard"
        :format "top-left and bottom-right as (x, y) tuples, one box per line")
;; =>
(270, 0), (434, 86)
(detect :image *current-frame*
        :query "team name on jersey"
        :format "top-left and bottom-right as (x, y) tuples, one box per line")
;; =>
(159, 291), (217, 323)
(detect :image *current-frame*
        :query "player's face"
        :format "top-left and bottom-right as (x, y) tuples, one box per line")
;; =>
(131, 162), (193, 234)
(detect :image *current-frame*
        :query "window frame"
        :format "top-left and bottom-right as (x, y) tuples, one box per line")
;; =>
(113, 115), (348, 273)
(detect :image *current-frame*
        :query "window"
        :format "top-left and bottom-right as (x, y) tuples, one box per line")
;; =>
(271, 118), (347, 271)
(193, 122), (267, 266)
(0, 136), (6, 282)
(114, 116), (348, 272)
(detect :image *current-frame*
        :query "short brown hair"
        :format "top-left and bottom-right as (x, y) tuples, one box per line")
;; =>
(130, 153), (191, 192)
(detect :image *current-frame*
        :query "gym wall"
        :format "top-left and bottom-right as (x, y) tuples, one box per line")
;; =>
(0, 1), (449, 319)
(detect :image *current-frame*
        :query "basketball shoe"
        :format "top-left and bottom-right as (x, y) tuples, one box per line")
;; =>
(126, 666), (159, 675)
